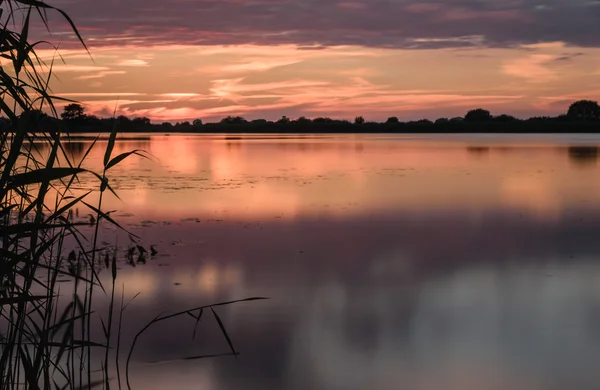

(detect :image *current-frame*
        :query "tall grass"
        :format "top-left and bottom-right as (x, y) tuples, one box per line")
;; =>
(0, 2), (265, 389)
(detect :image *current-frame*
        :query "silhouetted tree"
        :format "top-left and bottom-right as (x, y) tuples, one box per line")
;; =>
(435, 118), (449, 124)
(132, 117), (151, 126)
(567, 100), (600, 120)
(220, 116), (247, 124)
(386, 116), (399, 124)
(450, 117), (463, 122)
(114, 115), (131, 131)
(251, 119), (268, 125)
(20, 109), (58, 132)
(494, 114), (517, 122)
(354, 116), (365, 124)
(193, 119), (203, 127)
(464, 108), (492, 122)
(277, 116), (290, 124)
(61, 103), (85, 121)
(295, 116), (311, 123)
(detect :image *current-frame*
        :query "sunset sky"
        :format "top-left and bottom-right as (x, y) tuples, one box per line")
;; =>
(33, 0), (600, 122)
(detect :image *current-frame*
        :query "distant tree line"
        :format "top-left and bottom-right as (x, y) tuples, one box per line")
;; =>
(2, 99), (600, 134)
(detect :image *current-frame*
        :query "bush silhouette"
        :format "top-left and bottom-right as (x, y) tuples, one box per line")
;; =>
(567, 100), (600, 120)
(464, 108), (492, 122)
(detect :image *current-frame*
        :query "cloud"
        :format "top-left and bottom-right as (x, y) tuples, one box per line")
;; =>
(60, 92), (147, 97)
(158, 93), (204, 97)
(220, 59), (302, 73)
(38, 0), (600, 49)
(114, 59), (150, 67)
(501, 55), (558, 83)
(75, 70), (127, 79)
(41, 65), (110, 73)
(70, 72), (523, 122)
(553, 52), (585, 61)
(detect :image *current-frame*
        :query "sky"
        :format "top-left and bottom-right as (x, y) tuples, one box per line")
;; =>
(24, 0), (600, 122)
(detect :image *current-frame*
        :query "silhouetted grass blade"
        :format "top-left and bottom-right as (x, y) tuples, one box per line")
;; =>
(89, 171), (122, 200)
(46, 191), (91, 223)
(105, 150), (145, 171)
(211, 297), (269, 308)
(82, 201), (134, 236)
(192, 308), (203, 341)
(104, 127), (118, 167)
(183, 352), (240, 360)
(19, 345), (37, 388)
(8, 167), (86, 189)
(77, 379), (104, 389)
(149, 352), (239, 364)
(0, 222), (86, 237)
(0, 204), (18, 219)
(211, 308), (237, 358)
(15, 7), (31, 75)
(16, 0), (90, 55)
(111, 253), (117, 281)
(0, 295), (48, 305)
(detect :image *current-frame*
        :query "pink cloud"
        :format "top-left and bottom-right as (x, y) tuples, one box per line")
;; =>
(114, 59), (150, 67)
(501, 55), (557, 83)
(440, 8), (525, 22)
(75, 70), (127, 80)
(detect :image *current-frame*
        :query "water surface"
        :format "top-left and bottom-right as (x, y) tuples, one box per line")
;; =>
(68, 133), (600, 390)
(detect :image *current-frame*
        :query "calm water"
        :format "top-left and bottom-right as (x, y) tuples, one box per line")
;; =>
(67, 133), (600, 390)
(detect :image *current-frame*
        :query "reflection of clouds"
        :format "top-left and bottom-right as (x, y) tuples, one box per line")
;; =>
(289, 261), (600, 390)
(149, 136), (198, 174)
(83, 209), (600, 390)
(60, 136), (600, 221)
(169, 262), (243, 296)
(125, 361), (218, 390)
(112, 268), (159, 298)
(501, 175), (561, 219)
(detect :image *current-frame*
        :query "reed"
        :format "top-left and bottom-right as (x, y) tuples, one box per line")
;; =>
(0, 2), (264, 389)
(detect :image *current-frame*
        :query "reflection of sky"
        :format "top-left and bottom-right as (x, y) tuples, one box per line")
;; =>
(287, 264), (600, 390)
(94, 208), (600, 390)
(60, 134), (600, 222)
(42, 135), (600, 389)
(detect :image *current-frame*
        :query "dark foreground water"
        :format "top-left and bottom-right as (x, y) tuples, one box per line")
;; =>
(67, 133), (600, 390)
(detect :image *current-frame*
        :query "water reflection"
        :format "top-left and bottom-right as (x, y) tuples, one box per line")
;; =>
(62, 141), (86, 158)
(113, 209), (600, 390)
(568, 146), (599, 168)
(466, 146), (490, 157)
(45, 134), (600, 389)
(59, 138), (151, 160)
(55, 134), (600, 222)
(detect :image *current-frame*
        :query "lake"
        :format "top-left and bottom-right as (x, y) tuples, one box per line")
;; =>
(65, 133), (600, 390)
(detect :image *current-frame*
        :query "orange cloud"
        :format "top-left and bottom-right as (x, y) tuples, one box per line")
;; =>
(114, 59), (150, 67)
(501, 55), (557, 83)
(37, 43), (600, 121)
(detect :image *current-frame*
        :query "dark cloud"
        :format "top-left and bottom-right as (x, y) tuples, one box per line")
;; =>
(553, 52), (585, 61)
(43, 0), (600, 49)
